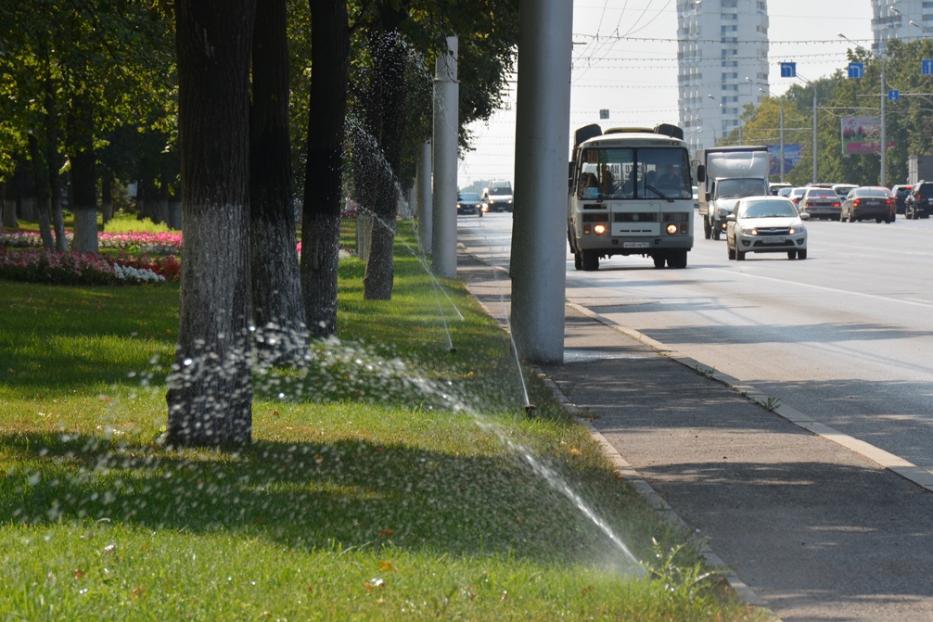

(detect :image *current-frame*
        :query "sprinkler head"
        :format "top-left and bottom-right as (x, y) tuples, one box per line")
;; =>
(523, 404), (536, 417)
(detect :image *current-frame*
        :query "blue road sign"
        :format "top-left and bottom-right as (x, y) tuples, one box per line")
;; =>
(923, 59), (933, 76)
(889, 89), (900, 102)
(848, 62), (865, 79)
(780, 62), (796, 78)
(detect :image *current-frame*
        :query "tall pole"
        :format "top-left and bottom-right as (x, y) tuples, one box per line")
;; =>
(509, 0), (572, 364)
(880, 57), (887, 186)
(431, 36), (458, 278)
(779, 100), (785, 182)
(812, 88), (818, 183)
(416, 140), (432, 254)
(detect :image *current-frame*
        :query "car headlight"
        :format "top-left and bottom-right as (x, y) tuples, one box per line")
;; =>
(740, 227), (758, 236)
(508, 199), (513, 204)
(594, 224), (607, 235)
(665, 223), (678, 235)
(457, 203), (462, 209)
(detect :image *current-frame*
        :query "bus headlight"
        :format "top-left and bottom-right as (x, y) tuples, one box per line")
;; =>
(665, 223), (678, 235)
(594, 223), (607, 236)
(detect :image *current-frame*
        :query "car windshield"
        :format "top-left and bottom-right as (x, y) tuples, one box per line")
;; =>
(577, 146), (691, 200)
(918, 183), (933, 197)
(834, 185), (855, 195)
(489, 186), (511, 195)
(739, 199), (797, 219)
(778, 187), (793, 197)
(790, 188), (806, 198)
(806, 189), (836, 199)
(855, 188), (888, 197)
(715, 178), (766, 199)
(896, 187), (912, 196)
(459, 192), (480, 201)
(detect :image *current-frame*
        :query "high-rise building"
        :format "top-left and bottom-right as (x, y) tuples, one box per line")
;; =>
(677, 0), (770, 153)
(871, 0), (931, 55)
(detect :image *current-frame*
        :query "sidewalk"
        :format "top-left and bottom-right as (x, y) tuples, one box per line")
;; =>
(459, 253), (933, 622)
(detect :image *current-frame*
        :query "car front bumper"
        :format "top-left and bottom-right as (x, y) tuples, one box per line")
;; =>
(736, 233), (807, 253)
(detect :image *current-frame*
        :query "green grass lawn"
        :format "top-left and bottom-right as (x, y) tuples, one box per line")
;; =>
(0, 223), (762, 620)
(10, 210), (173, 234)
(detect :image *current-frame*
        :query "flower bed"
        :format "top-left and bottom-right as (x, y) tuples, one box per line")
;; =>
(0, 249), (168, 285)
(0, 230), (183, 254)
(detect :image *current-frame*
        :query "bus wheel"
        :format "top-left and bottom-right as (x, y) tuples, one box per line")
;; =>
(582, 251), (599, 271)
(573, 252), (583, 270)
(652, 253), (666, 269)
(669, 250), (688, 269)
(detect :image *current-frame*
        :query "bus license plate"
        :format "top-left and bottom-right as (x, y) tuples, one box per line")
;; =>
(623, 242), (650, 249)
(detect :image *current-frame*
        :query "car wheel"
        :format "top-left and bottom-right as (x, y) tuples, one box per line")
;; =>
(573, 251), (582, 270)
(712, 226), (721, 241)
(582, 250), (599, 271)
(875, 217), (883, 223)
(798, 249), (807, 260)
(736, 250), (746, 261)
(652, 253), (666, 269)
(923, 213), (930, 219)
(727, 245), (736, 260)
(703, 220), (711, 239)
(787, 250), (797, 260)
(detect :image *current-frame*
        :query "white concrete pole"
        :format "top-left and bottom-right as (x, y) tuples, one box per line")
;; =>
(416, 140), (433, 254)
(812, 89), (818, 183)
(779, 101), (785, 183)
(880, 59), (887, 186)
(431, 36), (459, 278)
(509, 0), (573, 365)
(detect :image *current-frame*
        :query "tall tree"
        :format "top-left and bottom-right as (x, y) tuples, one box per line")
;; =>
(167, 0), (256, 447)
(301, 0), (350, 336)
(250, 0), (304, 349)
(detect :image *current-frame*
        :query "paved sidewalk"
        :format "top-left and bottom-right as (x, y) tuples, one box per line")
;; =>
(460, 254), (933, 622)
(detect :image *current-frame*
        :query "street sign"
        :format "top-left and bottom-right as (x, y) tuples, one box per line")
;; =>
(888, 89), (900, 102)
(848, 62), (865, 79)
(923, 59), (933, 76)
(599, 109), (610, 120)
(780, 62), (796, 78)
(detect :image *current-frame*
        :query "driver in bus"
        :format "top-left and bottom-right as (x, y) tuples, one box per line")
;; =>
(599, 164), (615, 195)
(655, 162), (682, 191)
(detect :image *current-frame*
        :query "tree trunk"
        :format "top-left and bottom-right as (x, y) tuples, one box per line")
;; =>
(68, 94), (98, 254)
(362, 26), (408, 300)
(44, 78), (66, 252)
(27, 135), (54, 251)
(101, 169), (113, 224)
(167, 0), (255, 447)
(301, 0), (349, 337)
(249, 0), (304, 354)
(0, 182), (15, 229)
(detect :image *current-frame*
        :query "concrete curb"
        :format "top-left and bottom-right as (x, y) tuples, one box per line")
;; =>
(564, 300), (933, 495)
(459, 255), (774, 615)
(532, 369), (774, 613)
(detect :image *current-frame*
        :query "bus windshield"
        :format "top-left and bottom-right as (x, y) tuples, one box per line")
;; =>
(578, 147), (691, 200)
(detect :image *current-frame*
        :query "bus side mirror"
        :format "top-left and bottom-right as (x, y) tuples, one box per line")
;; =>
(696, 165), (706, 183)
(568, 162), (574, 191)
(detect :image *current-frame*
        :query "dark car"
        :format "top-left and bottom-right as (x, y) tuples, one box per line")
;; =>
(799, 187), (841, 220)
(456, 191), (483, 217)
(841, 186), (894, 223)
(905, 181), (933, 219)
(891, 184), (912, 214)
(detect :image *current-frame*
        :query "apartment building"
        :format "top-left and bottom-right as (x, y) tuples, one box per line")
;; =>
(872, 0), (931, 55)
(677, 0), (770, 152)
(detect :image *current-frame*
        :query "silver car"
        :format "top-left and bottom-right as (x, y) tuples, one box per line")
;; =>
(726, 196), (809, 261)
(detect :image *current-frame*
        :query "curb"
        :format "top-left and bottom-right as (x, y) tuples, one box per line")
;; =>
(565, 301), (933, 495)
(459, 255), (774, 615)
(533, 369), (774, 614)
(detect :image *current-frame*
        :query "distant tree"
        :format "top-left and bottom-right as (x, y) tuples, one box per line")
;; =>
(167, 0), (256, 447)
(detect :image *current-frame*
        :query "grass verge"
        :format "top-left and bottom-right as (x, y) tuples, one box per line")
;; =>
(0, 221), (762, 620)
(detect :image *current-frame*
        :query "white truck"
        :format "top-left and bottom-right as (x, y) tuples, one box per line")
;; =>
(696, 146), (770, 240)
(567, 123), (694, 270)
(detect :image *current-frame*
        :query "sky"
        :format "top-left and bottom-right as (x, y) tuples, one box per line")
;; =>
(457, 0), (874, 186)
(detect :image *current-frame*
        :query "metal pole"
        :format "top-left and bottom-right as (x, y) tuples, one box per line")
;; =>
(812, 89), (818, 183)
(880, 58), (887, 186)
(779, 100), (785, 183)
(417, 140), (432, 254)
(509, 0), (572, 364)
(431, 36), (459, 278)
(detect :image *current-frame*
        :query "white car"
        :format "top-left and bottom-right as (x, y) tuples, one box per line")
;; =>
(726, 196), (809, 261)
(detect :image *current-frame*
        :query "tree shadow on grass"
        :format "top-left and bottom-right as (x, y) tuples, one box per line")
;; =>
(0, 432), (655, 567)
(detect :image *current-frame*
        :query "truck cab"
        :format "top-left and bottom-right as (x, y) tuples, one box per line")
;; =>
(696, 146), (770, 240)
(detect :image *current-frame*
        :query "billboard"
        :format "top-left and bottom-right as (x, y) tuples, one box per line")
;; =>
(841, 116), (895, 155)
(765, 144), (801, 176)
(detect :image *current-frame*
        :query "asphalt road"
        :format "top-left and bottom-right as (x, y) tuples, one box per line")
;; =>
(458, 210), (933, 474)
